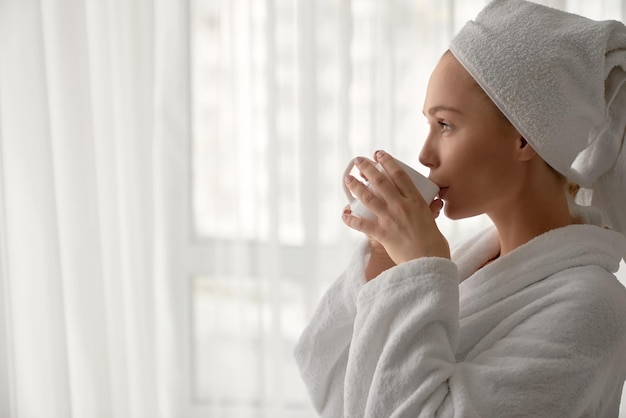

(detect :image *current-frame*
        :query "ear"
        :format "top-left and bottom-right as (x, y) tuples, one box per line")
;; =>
(517, 137), (537, 161)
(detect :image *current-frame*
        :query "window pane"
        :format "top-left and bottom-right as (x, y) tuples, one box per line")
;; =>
(193, 277), (264, 404)
(192, 276), (315, 413)
(191, 0), (306, 244)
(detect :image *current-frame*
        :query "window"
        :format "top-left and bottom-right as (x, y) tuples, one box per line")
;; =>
(186, 0), (626, 416)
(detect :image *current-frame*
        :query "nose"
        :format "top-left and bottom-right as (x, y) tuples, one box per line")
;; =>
(419, 134), (438, 169)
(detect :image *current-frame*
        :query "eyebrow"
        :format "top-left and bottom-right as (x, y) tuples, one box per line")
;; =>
(423, 105), (464, 116)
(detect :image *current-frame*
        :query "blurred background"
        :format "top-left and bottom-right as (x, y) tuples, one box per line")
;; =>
(1, 0), (624, 417)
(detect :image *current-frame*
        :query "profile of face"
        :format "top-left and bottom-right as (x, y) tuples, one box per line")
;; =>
(419, 52), (529, 220)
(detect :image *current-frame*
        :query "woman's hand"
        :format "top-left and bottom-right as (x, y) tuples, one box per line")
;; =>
(347, 201), (443, 282)
(342, 150), (450, 267)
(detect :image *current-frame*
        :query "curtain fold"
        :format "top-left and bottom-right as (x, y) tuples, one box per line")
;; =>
(152, 0), (190, 415)
(1, 1), (72, 416)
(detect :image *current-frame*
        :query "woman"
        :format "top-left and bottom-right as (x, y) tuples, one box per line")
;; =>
(294, 1), (626, 417)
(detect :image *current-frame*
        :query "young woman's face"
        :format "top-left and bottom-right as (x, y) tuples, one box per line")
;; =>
(419, 53), (525, 220)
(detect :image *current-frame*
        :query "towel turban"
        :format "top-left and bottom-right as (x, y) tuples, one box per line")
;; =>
(450, 0), (626, 238)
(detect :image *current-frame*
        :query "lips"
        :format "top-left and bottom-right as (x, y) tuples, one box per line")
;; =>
(428, 177), (448, 199)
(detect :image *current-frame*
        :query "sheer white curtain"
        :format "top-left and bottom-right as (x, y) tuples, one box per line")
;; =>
(1, 1), (625, 418)
(0, 0), (165, 417)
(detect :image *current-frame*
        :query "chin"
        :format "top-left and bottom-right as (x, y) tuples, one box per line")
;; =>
(443, 204), (479, 221)
(443, 206), (460, 220)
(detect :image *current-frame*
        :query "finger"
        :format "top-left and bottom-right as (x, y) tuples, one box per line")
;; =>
(341, 211), (377, 235)
(374, 150), (424, 202)
(352, 157), (399, 200)
(344, 172), (387, 215)
(429, 198), (444, 218)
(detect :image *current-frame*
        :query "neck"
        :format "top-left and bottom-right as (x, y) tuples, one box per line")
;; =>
(487, 169), (574, 258)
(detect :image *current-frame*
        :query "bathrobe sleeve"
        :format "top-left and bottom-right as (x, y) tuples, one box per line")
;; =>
(295, 254), (626, 417)
(293, 240), (369, 417)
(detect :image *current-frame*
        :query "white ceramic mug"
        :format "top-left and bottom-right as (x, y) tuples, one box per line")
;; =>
(343, 157), (439, 220)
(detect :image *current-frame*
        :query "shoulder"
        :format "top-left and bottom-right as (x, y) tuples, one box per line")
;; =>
(540, 265), (626, 353)
(551, 264), (626, 309)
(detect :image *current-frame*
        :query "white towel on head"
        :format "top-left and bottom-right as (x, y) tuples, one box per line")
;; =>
(449, 0), (626, 241)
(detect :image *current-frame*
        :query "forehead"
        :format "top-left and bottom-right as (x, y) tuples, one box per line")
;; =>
(424, 53), (482, 111)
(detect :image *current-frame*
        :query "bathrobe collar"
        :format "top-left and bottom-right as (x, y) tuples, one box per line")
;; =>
(453, 224), (626, 319)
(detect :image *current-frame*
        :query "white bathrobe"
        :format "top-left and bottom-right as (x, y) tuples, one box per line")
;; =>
(294, 224), (626, 417)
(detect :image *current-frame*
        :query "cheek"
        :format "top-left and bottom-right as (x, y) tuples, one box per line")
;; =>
(450, 139), (516, 181)
(443, 150), (518, 218)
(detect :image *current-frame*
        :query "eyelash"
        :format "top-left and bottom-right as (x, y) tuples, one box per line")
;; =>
(425, 118), (453, 133)
(437, 120), (452, 131)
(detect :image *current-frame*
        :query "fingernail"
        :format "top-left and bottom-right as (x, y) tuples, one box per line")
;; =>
(354, 157), (363, 165)
(375, 150), (385, 159)
(345, 175), (353, 184)
(342, 213), (349, 220)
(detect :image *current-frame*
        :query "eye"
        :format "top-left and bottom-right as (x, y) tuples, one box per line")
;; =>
(438, 120), (452, 131)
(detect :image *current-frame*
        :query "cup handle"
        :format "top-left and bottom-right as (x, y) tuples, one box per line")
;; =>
(342, 160), (358, 204)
